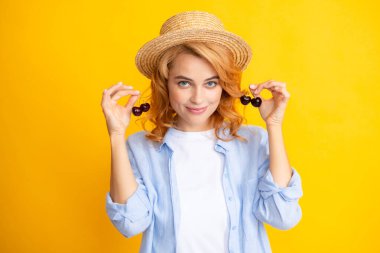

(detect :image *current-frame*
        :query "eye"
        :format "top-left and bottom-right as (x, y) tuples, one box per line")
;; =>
(206, 81), (218, 88)
(177, 81), (190, 87)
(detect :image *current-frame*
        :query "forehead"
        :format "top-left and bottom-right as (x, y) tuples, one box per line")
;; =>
(169, 53), (217, 76)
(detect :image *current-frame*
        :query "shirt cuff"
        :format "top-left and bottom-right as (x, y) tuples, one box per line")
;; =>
(258, 167), (303, 201)
(106, 184), (151, 223)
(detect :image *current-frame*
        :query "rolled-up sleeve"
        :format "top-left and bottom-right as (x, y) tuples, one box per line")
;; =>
(253, 128), (303, 230)
(105, 138), (153, 238)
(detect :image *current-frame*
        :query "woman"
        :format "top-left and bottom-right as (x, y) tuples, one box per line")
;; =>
(101, 11), (303, 253)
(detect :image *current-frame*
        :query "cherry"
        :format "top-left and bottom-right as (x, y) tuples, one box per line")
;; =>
(240, 95), (251, 105)
(251, 97), (262, 107)
(140, 103), (150, 112)
(132, 106), (143, 116)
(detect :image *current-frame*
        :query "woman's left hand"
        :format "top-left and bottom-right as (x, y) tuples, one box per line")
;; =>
(249, 80), (290, 127)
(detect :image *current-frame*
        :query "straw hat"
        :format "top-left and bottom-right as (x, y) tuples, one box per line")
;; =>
(135, 10), (252, 79)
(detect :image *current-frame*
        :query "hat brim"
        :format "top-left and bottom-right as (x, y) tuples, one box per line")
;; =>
(135, 29), (252, 79)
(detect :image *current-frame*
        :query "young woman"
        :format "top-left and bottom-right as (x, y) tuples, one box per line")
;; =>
(101, 11), (303, 253)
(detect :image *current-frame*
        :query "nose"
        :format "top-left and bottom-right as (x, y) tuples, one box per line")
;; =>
(189, 85), (203, 104)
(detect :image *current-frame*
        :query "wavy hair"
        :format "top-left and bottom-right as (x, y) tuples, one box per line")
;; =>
(138, 41), (248, 143)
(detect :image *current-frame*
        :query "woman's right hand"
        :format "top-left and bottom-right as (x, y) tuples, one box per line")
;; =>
(101, 81), (141, 137)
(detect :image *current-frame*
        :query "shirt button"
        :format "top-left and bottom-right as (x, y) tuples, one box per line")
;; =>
(228, 196), (232, 201)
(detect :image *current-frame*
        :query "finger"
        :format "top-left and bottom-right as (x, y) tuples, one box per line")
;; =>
(101, 87), (113, 108)
(257, 81), (285, 93)
(110, 89), (140, 102)
(249, 84), (259, 96)
(109, 84), (134, 97)
(102, 89), (138, 111)
(271, 87), (291, 104)
(124, 93), (140, 111)
(271, 85), (290, 97)
(101, 88), (108, 105)
(281, 89), (291, 100)
(254, 80), (286, 95)
(104, 81), (123, 96)
(249, 84), (257, 91)
(103, 85), (134, 103)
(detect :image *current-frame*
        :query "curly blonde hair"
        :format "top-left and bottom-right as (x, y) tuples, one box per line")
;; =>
(137, 41), (248, 143)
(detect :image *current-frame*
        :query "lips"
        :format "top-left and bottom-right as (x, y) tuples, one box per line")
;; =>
(186, 106), (207, 114)
(188, 107), (206, 110)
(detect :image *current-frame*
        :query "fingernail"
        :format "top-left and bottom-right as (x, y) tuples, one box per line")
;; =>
(250, 84), (256, 89)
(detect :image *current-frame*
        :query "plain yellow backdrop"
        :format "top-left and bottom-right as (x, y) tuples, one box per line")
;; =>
(1, 0), (379, 252)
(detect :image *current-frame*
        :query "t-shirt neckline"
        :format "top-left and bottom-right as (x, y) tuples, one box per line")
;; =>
(167, 127), (216, 140)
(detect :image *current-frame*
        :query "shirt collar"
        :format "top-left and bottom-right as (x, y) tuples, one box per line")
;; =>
(157, 125), (234, 153)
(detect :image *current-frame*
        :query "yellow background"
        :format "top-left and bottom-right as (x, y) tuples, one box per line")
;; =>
(1, 0), (379, 252)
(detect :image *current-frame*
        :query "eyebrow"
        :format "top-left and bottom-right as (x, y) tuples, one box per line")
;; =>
(174, 75), (219, 81)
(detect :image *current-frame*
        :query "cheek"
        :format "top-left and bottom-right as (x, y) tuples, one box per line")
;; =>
(169, 89), (185, 106)
(211, 88), (223, 103)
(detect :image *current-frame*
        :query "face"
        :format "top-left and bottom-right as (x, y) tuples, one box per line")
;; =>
(167, 52), (223, 132)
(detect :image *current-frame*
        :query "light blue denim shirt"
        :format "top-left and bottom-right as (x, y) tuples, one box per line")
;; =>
(105, 124), (303, 253)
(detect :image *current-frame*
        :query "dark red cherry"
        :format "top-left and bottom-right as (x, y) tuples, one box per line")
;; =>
(240, 95), (251, 105)
(140, 103), (150, 112)
(132, 106), (142, 116)
(251, 97), (262, 107)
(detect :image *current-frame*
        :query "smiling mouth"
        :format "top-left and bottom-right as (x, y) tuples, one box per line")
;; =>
(187, 107), (207, 110)
(186, 106), (208, 114)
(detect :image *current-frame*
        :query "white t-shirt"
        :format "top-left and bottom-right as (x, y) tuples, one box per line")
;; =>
(166, 127), (229, 253)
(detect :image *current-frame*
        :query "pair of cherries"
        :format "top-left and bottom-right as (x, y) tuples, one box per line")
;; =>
(132, 103), (150, 116)
(240, 95), (262, 107)
(132, 96), (261, 116)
